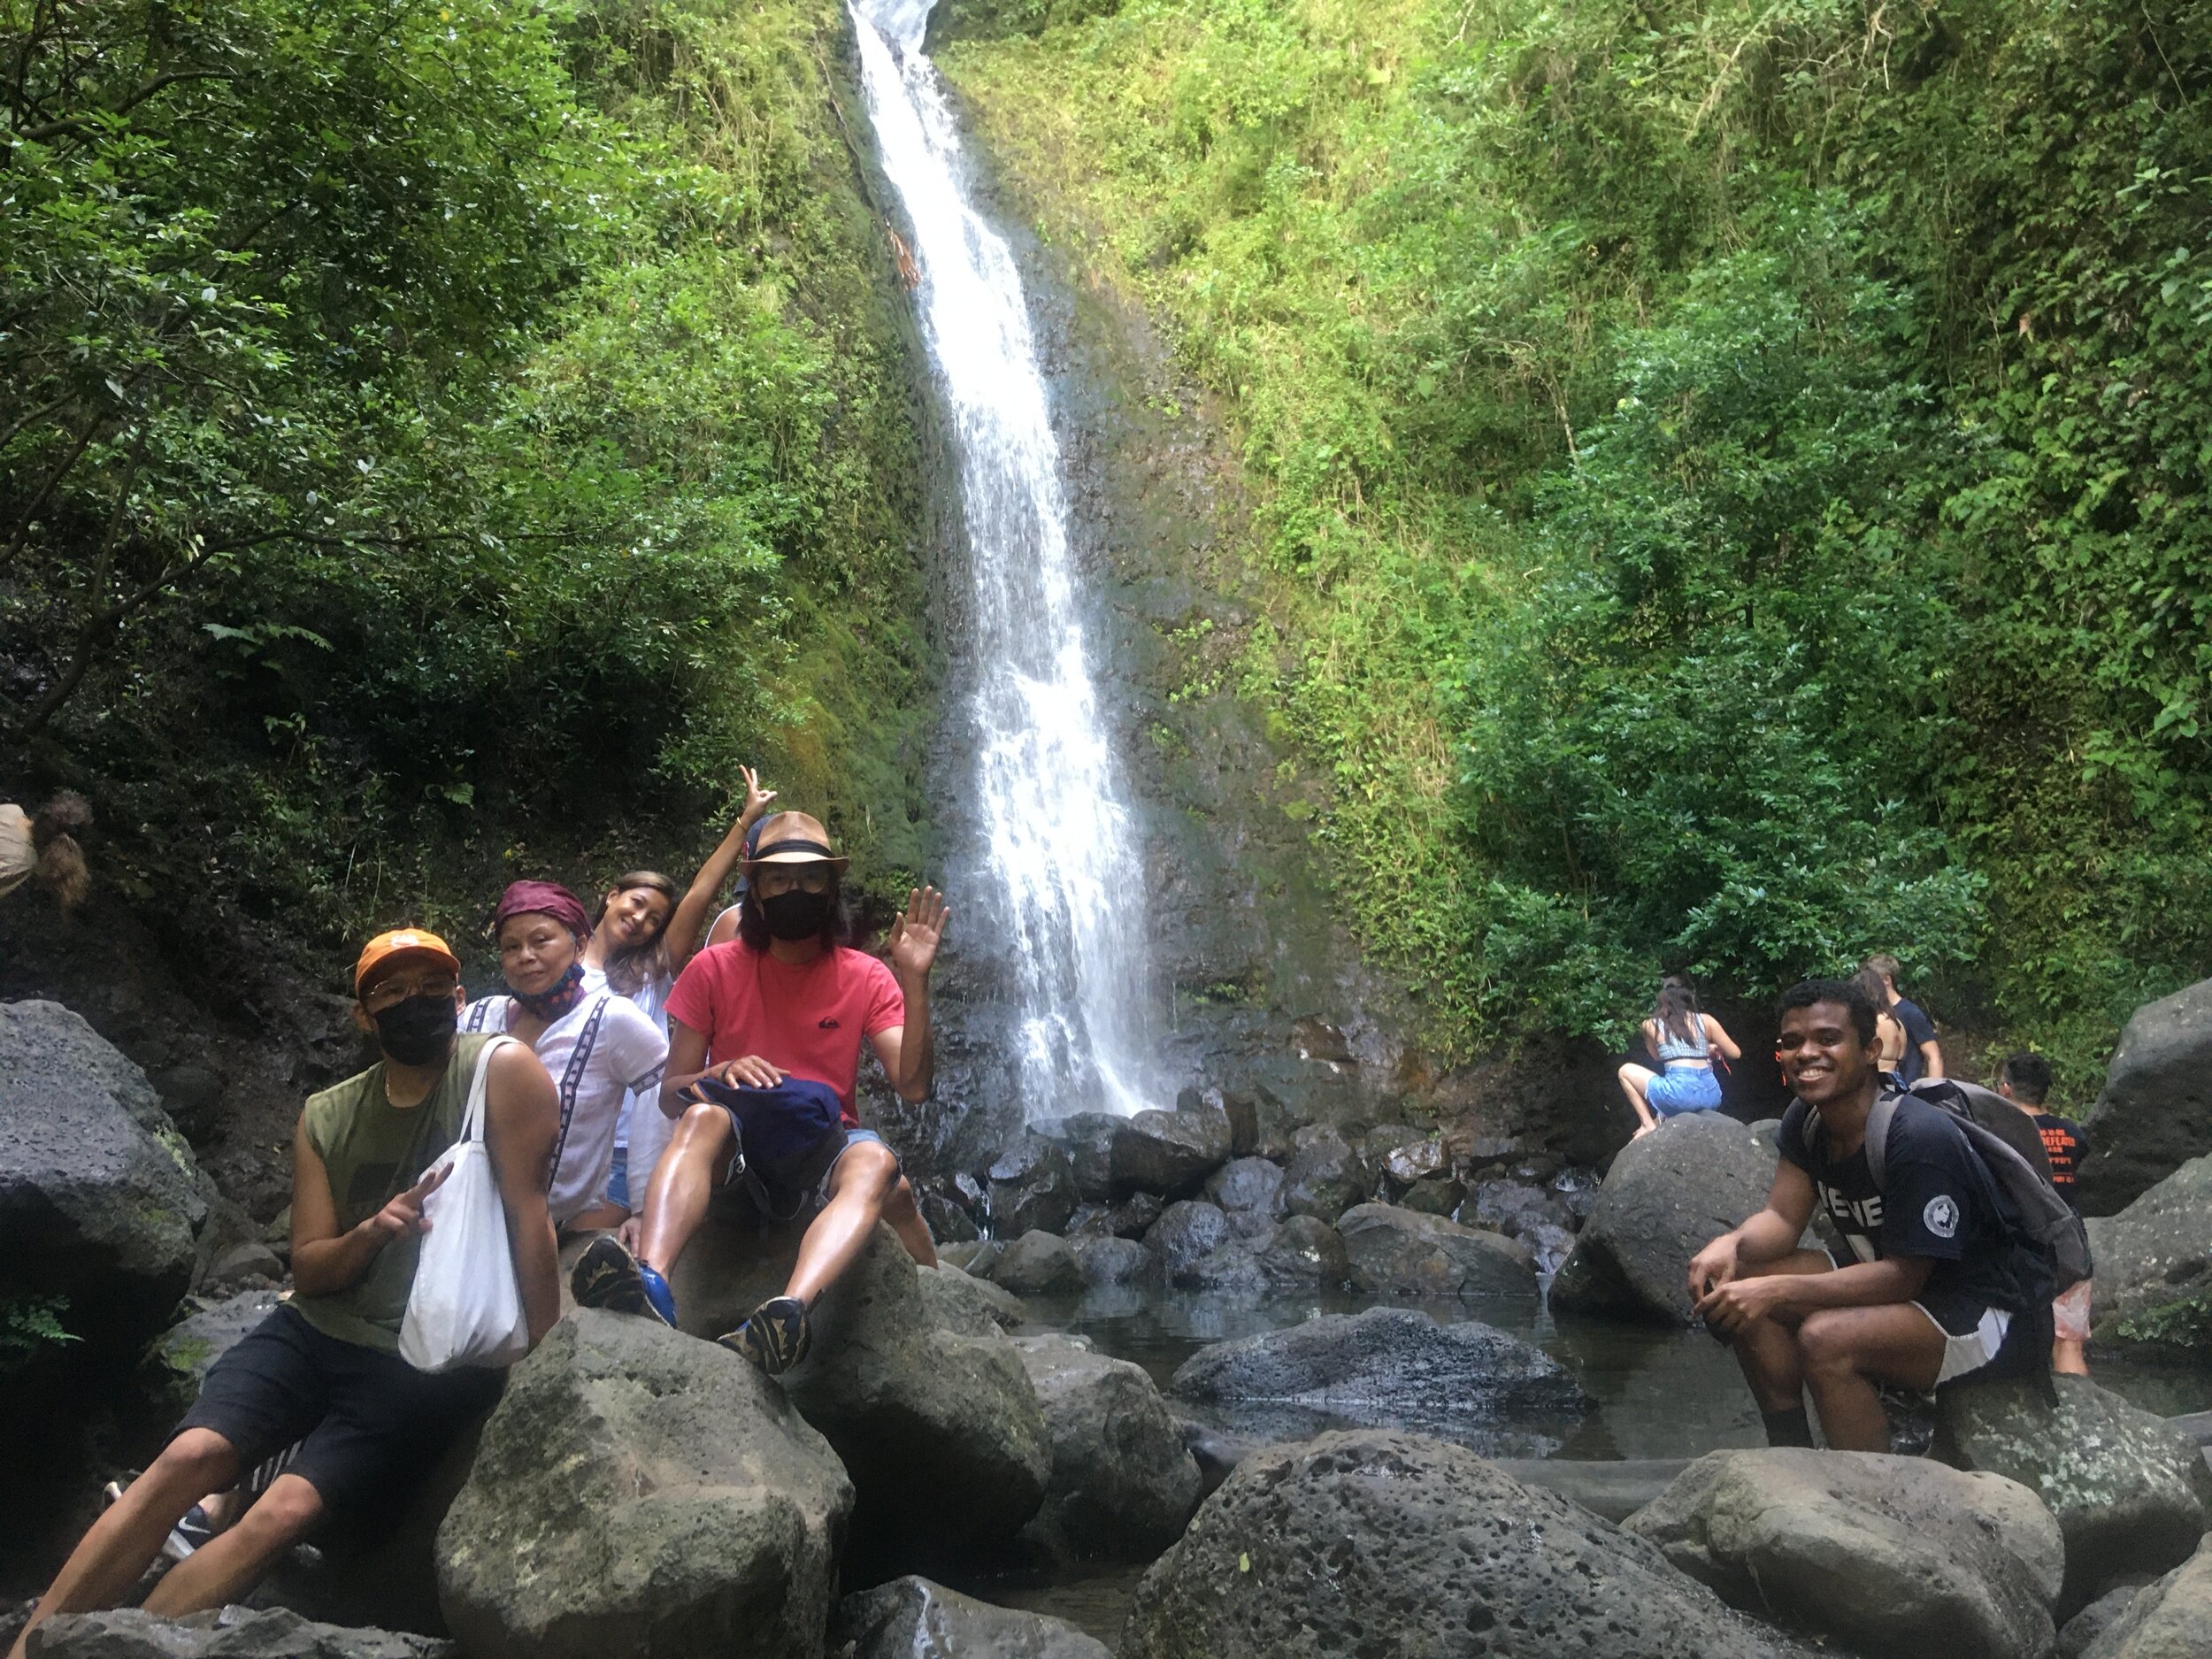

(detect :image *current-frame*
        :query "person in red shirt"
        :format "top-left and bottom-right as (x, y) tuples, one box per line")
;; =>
(572, 811), (944, 1372)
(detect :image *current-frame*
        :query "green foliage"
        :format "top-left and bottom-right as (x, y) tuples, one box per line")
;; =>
(945, 0), (2212, 1072)
(0, 1294), (79, 1375)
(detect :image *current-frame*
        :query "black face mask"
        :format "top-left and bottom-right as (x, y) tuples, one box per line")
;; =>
(759, 888), (832, 941)
(373, 993), (457, 1066)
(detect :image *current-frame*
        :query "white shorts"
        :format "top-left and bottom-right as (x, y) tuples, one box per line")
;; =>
(1916, 1302), (2014, 1385)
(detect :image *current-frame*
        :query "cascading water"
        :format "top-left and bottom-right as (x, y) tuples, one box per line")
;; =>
(853, 0), (1163, 1118)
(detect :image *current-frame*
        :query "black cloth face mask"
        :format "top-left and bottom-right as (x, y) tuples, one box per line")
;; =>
(759, 888), (832, 941)
(374, 993), (457, 1066)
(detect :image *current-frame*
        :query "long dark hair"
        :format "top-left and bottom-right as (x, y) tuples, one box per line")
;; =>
(30, 790), (92, 909)
(736, 871), (853, 954)
(595, 869), (681, 994)
(1652, 975), (1701, 1046)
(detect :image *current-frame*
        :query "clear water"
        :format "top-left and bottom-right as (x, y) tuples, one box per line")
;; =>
(851, 0), (1163, 1119)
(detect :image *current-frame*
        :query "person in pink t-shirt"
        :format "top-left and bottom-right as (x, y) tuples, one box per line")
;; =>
(571, 811), (946, 1372)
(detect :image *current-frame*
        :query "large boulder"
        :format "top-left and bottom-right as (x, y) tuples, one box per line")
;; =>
(0, 999), (208, 1350)
(1143, 1201), (1233, 1279)
(834, 1578), (1110, 1659)
(1013, 1334), (1202, 1561)
(1255, 1215), (1351, 1288)
(2079, 1535), (2212, 1657)
(1110, 1107), (1232, 1198)
(1940, 1374), (2212, 1609)
(2062, 1587), (2145, 1659)
(989, 1230), (1084, 1296)
(1549, 1113), (1773, 1324)
(2084, 1154), (2212, 1348)
(988, 1137), (1079, 1238)
(1119, 1430), (1811, 1659)
(1624, 1448), (2063, 1659)
(435, 1310), (853, 1659)
(1278, 1127), (1368, 1223)
(1069, 1234), (1152, 1287)
(1336, 1202), (1538, 1299)
(2076, 978), (2212, 1213)
(28, 1608), (451, 1659)
(1038, 1111), (1124, 1202)
(1169, 1307), (1589, 1441)
(917, 1263), (1027, 1336)
(141, 1287), (282, 1417)
(1203, 1157), (1285, 1239)
(1466, 1178), (1573, 1240)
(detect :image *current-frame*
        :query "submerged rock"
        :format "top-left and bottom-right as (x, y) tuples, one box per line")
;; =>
(1110, 1106), (1232, 1198)
(2076, 976), (2212, 1212)
(2077, 1536), (2212, 1656)
(1120, 1430), (1812, 1659)
(2084, 1154), (2212, 1346)
(1624, 1448), (2063, 1659)
(1014, 1333), (1202, 1562)
(988, 1137), (1079, 1238)
(835, 1577), (1109, 1659)
(990, 1230), (1084, 1296)
(1279, 1127), (1367, 1223)
(29, 1608), (451, 1659)
(435, 1310), (852, 1659)
(1336, 1202), (1537, 1299)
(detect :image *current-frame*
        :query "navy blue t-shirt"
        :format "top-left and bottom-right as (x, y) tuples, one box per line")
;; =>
(1892, 997), (1939, 1086)
(1776, 1094), (2042, 1315)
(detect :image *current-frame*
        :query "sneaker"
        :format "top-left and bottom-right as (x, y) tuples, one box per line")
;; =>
(718, 1295), (811, 1376)
(161, 1504), (217, 1563)
(571, 1236), (672, 1326)
(637, 1263), (679, 1327)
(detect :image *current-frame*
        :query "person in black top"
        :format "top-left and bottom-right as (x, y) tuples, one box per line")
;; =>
(1860, 954), (1943, 1085)
(1686, 979), (2050, 1451)
(1998, 1051), (2092, 1376)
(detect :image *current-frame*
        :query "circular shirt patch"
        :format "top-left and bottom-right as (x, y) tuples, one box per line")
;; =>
(1922, 1194), (1961, 1240)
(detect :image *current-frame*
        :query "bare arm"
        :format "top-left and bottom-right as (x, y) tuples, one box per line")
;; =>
(662, 769), (775, 971)
(1686, 1157), (1818, 1303)
(1640, 1019), (1660, 1064)
(289, 1115), (449, 1298)
(872, 887), (947, 1103)
(1703, 1015), (1741, 1062)
(1919, 1038), (1946, 1080)
(483, 1042), (562, 1347)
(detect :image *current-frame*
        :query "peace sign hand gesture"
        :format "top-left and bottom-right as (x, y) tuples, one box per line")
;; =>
(364, 1162), (449, 1249)
(887, 886), (949, 985)
(738, 765), (778, 830)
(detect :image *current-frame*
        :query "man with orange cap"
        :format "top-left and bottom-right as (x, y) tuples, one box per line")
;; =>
(8, 930), (562, 1657)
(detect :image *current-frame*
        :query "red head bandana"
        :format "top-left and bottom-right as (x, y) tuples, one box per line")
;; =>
(493, 879), (592, 943)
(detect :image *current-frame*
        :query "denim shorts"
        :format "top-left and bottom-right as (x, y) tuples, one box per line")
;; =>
(604, 1144), (630, 1211)
(708, 1116), (888, 1221)
(1647, 1064), (1723, 1115)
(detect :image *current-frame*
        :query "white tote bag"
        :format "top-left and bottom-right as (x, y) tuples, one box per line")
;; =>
(399, 1036), (531, 1372)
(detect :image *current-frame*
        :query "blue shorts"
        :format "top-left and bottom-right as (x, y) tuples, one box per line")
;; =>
(1647, 1065), (1722, 1116)
(605, 1144), (630, 1211)
(709, 1117), (888, 1220)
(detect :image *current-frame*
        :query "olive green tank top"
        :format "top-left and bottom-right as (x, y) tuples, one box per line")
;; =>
(293, 1033), (495, 1353)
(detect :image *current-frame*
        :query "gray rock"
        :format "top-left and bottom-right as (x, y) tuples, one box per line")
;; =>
(918, 1263), (1028, 1335)
(1278, 1126), (1367, 1223)
(1941, 1374), (2212, 1609)
(28, 1607), (451, 1659)
(1494, 1456), (1692, 1523)
(2077, 978), (2212, 1213)
(936, 1240), (995, 1274)
(1336, 1202), (1538, 1299)
(1170, 1307), (1590, 1432)
(1104, 1190), (1164, 1238)
(1379, 1134), (1448, 1187)
(1110, 1107), (1232, 1198)
(2084, 1154), (2212, 1348)
(204, 1240), (284, 1288)
(1624, 1448), (2063, 1659)
(835, 1577), (1110, 1659)
(988, 1137), (1079, 1238)
(0, 999), (209, 1348)
(1014, 1334), (1202, 1561)
(990, 1230), (1085, 1296)
(1253, 1215), (1351, 1288)
(1069, 1234), (1152, 1287)
(1143, 1200), (1233, 1278)
(1467, 1178), (1573, 1239)
(1120, 1430), (1812, 1659)
(1399, 1176), (1464, 1216)
(434, 1310), (852, 1659)
(2080, 1536), (2212, 1656)
(1062, 1202), (1114, 1240)
(1040, 1111), (1125, 1203)
(919, 1191), (982, 1243)
(1550, 1113), (1773, 1324)
(1172, 1238), (1268, 1293)
(141, 1288), (282, 1417)
(1202, 1156), (1285, 1238)
(2060, 1586), (2143, 1659)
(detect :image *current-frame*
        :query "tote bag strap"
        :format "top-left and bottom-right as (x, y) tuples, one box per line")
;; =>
(461, 1035), (519, 1145)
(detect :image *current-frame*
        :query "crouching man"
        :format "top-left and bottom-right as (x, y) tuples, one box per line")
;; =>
(1686, 977), (2050, 1452)
(8, 930), (561, 1659)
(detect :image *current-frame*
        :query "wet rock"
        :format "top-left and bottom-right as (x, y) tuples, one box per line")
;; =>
(1173, 1238), (1267, 1293)
(1170, 1307), (1589, 1432)
(835, 1577), (1109, 1659)
(1254, 1214), (1351, 1288)
(1110, 1106), (1231, 1198)
(1336, 1202), (1538, 1299)
(1104, 1190), (1164, 1238)
(1062, 1202), (1113, 1239)
(1521, 1221), (1578, 1281)
(1940, 1373), (2212, 1609)
(1070, 1234), (1152, 1287)
(2078, 1535), (2212, 1655)
(0, 999), (208, 1353)
(1399, 1176), (1464, 1216)
(141, 1287), (282, 1417)
(204, 1240), (284, 1290)
(2083, 1154), (2212, 1346)
(28, 1608), (452, 1659)
(1278, 1127), (1367, 1223)
(2060, 1586), (2142, 1659)
(918, 1263), (1027, 1335)
(1624, 1448), (2062, 1659)
(1550, 1114), (1774, 1324)
(919, 1190), (982, 1244)
(988, 1137), (1079, 1239)
(1143, 1200), (1233, 1279)
(1120, 1430), (1812, 1659)
(1548, 1166), (1601, 1227)
(2077, 977), (2212, 1213)
(1014, 1334), (1202, 1561)
(990, 1230), (1084, 1296)
(1379, 1134), (1448, 1188)
(1496, 1456), (1692, 1523)
(937, 1240), (996, 1274)
(1466, 1178), (1572, 1240)
(1038, 1111), (1123, 1202)
(1203, 1156), (1285, 1238)
(435, 1310), (852, 1659)
(1290, 1017), (1354, 1065)
(1217, 1088), (1261, 1158)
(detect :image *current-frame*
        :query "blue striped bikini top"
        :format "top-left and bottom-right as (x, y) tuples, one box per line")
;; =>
(1654, 1018), (1710, 1066)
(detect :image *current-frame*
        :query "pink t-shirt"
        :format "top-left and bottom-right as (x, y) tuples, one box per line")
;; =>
(664, 941), (904, 1125)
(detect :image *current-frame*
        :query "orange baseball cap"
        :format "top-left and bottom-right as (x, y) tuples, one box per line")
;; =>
(353, 927), (462, 995)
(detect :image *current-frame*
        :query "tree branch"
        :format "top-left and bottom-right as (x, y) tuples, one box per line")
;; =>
(11, 69), (234, 145)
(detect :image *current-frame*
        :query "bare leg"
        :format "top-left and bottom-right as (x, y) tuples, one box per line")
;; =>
(637, 1104), (736, 1277)
(8, 1431), (240, 1659)
(881, 1174), (937, 1268)
(784, 1142), (902, 1307)
(1618, 1064), (1660, 1136)
(142, 1473), (323, 1616)
(562, 1200), (628, 1236)
(1798, 1303), (1946, 1454)
(1720, 1250), (1835, 1412)
(2053, 1338), (2089, 1376)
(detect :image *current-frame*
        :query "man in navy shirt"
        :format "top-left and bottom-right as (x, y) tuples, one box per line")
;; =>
(1861, 953), (1943, 1085)
(1687, 978), (2048, 1451)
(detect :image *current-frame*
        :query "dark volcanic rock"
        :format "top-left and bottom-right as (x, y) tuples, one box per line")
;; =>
(917, 1263), (1027, 1335)
(1467, 1178), (1573, 1239)
(1143, 1200), (1233, 1278)
(30, 1609), (451, 1659)
(1105, 1190), (1164, 1238)
(1119, 1431), (1813, 1659)
(1203, 1156), (1285, 1238)
(1336, 1202), (1538, 1299)
(1015, 1334), (1202, 1561)
(1278, 1126), (1367, 1223)
(142, 1288), (283, 1417)
(1399, 1175), (1464, 1216)
(2084, 1153), (2212, 1346)
(835, 1577), (1109, 1659)
(1110, 1107), (1232, 1198)
(1254, 1215), (1352, 1288)
(1040, 1111), (1125, 1203)
(989, 1230), (1084, 1296)
(2076, 1537), (2212, 1656)
(2077, 977), (2212, 1213)
(988, 1136), (1079, 1238)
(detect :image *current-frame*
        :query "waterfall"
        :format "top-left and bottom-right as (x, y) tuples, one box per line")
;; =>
(852, 0), (1163, 1118)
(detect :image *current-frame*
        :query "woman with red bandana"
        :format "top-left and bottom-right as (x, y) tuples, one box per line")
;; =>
(463, 881), (668, 1234)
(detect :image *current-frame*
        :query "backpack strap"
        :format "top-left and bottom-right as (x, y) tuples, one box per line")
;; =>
(1863, 1089), (1902, 1189)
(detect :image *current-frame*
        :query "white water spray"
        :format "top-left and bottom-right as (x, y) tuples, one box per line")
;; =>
(852, 0), (1161, 1117)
